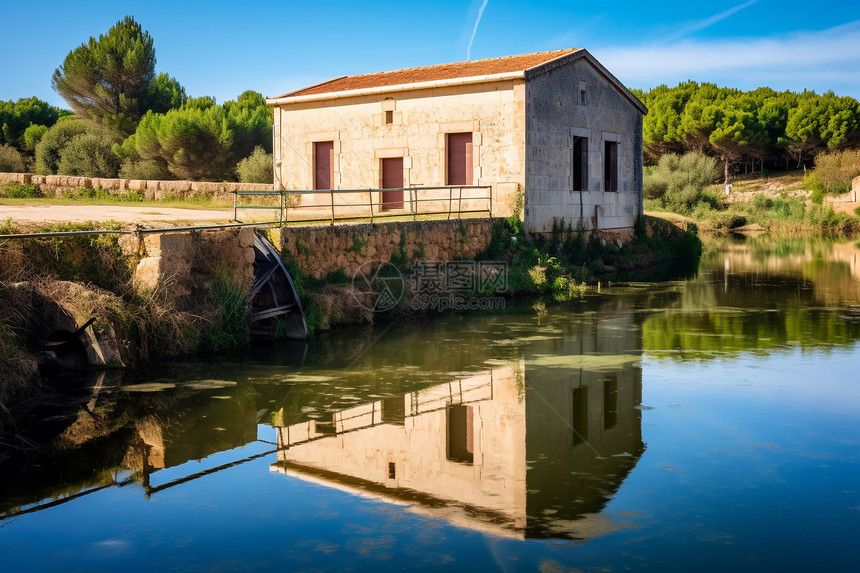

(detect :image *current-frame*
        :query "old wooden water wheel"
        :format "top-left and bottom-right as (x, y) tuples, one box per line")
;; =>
(250, 234), (308, 340)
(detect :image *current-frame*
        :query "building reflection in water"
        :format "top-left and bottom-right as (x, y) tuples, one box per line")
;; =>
(271, 311), (644, 540)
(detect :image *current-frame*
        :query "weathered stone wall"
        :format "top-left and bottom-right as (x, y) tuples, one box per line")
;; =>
(123, 228), (256, 308)
(524, 57), (644, 233)
(0, 172), (272, 203)
(270, 219), (497, 279)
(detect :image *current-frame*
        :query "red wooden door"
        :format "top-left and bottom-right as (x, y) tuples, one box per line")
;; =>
(446, 132), (473, 186)
(314, 141), (333, 190)
(381, 157), (404, 210)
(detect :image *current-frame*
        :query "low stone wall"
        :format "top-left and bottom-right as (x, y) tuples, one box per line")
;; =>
(0, 172), (272, 203)
(725, 185), (857, 205)
(270, 219), (497, 279)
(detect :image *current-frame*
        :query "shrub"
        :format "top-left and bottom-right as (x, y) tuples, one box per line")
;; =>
(34, 119), (89, 174)
(768, 197), (807, 221)
(118, 157), (171, 180)
(23, 221), (130, 290)
(2, 182), (43, 198)
(663, 185), (702, 214)
(803, 171), (826, 197)
(236, 146), (274, 183)
(57, 130), (122, 177)
(23, 124), (49, 152)
(0, 217), (18, 234)
(0, 144), (25, 172)
(692, 201), (718, 221)
(644, 152), (721, 214)
(810, 149), (860, 194)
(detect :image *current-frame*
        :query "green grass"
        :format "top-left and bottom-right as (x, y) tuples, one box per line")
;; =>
(691, 195), (859, 234)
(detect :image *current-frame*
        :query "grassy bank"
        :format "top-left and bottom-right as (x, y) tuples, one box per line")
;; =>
(643, 152), (860, 235)
(0, 219), (251, 407)
(645, 169), (860, 234)
(692, 194), (860, 234)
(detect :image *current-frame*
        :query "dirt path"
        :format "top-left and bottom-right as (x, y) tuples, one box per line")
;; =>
(0, 204), (265, 230)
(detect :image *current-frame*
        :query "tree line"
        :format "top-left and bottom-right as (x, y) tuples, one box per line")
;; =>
(632, 82), (860, 181)
(0, 16), (272, 183)
(3, 16), (860, 186)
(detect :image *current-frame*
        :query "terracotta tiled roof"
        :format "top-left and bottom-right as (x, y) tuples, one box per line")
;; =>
(277, 49), (581, 98)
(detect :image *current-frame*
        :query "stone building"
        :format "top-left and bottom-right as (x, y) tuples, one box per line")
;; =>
(266, 49), (647, 235)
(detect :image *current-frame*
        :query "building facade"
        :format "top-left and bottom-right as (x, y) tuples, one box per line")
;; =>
(266, 49), (646, 235)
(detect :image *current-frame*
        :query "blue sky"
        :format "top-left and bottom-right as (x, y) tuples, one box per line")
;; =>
(1, 0), (858, 109)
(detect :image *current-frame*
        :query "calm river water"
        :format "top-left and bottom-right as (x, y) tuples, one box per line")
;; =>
(1, 235), (859, 572)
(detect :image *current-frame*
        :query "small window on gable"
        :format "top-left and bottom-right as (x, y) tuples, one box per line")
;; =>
(578, 81), (588, 106)
(385, 110), (394, 124)
(580, 89), (587, 105)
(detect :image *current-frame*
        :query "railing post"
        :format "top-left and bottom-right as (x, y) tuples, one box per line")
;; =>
(458, 186), (463, 219)
(448, 187), (453, 220)
(369, 189), (374, 224)
(488, 185), (493, 218)
(330, 189), (335, 226)
(412, 187), (417, 221)
(233, 192), (237, 222)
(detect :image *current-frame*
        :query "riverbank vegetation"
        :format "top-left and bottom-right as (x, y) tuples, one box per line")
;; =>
(0, 219), (252, 406)
(643, 150), (860, 234)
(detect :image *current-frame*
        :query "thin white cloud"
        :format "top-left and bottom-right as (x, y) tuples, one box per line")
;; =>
(467, 0), (489, 60)
(595, 20), (860, 97)
(665, 0), (759, 42)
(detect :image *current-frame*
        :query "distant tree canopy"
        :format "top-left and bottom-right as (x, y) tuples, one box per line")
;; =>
(51, 16), (185, 134)
(0, 97), (71, 154)
(632, 82), (860, 178)
(142, 72), (188, 114)
(115, 90), (273, 181)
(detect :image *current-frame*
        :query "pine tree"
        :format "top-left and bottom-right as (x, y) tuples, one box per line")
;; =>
(51, 16), (156, 133)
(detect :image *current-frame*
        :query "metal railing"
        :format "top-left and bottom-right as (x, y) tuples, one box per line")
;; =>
(232, 185), (492, 225)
